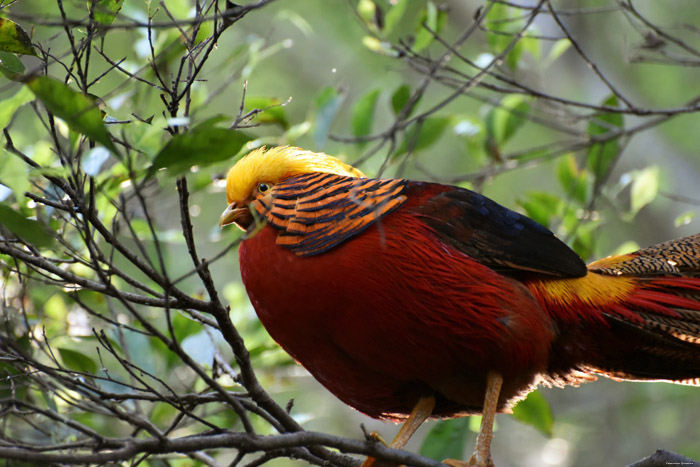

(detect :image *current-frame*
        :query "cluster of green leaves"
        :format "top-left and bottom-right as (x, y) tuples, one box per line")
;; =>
(483, 2), (569, 70)
(0, 0), (301, 459)
(356, 0), (448, 55)
(347, 1), (577, 175)
(350, 81), (452, 158)
(516, 93), (666, 259)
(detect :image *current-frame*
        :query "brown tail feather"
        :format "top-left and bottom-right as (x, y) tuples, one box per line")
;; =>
(545, 234), (700, 386)
(592, 313), (700, 384)
(588, 233), (700, 277)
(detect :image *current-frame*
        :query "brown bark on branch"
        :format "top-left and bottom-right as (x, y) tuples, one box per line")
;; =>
(627, 450), (699, 467)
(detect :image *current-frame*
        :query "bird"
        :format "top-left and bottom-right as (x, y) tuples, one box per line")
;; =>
(219, 146), (700, 466)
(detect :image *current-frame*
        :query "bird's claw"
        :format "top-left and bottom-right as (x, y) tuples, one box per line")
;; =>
(365, 430), (389, 445)
(441, 460), (469, 467)
(361, 432), (397, 467)
(468, 452), (495, 467)
(439, 454), (495, 467)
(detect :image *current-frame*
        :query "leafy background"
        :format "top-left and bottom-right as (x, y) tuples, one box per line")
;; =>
(0, 0), (699, 466)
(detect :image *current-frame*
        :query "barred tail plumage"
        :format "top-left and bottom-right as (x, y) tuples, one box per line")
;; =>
(538, 234), (700, 386)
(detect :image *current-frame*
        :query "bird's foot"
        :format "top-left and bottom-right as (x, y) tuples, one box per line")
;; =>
(361, 432), (399, 467)
(468, 452), (495, 467)
(361, 396), (435, 467)
(441, 460), (468, 467)
(440, 452), (494, 467)
(367, 431), (388, 445)
(361, 458), (403, 467)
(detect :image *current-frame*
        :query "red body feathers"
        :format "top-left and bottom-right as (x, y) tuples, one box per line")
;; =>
(236, 177), (700, 419)
(222, 147), (700, 421)
(241, 186), (552, 418)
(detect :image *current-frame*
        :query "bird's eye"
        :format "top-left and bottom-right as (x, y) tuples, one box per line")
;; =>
(257, 182), (271, 194)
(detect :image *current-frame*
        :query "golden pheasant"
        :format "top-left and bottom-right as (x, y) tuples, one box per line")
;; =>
(219, 146), (700, 466)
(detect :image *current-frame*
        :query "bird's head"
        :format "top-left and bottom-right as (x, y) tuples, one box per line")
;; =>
(219, 146), (365, 230)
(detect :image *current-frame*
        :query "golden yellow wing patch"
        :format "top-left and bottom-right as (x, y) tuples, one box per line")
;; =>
(251, 172), (408, 255)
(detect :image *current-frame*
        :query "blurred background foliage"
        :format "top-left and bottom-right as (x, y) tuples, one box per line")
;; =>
(0, 0), (699, 466)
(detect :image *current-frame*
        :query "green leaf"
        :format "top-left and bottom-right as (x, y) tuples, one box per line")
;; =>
(547, 38), (571, 66)
(313, 86), (344, 149)
(521, 27), (541, 59)
(0, 51), (25, 80)
(0, 85), (33, 129)
(413, 1), (438, 52)
(468, 415), (482, 433)
(244, 96), (289, 129)
(361, 36), (397, 56)
(571, 217), (600, 259)
(628, 166), (659, 219)
(586, 95), (623, 180)
(90, 0), (125, 26)
(0, 18), (36, 56)
(58, 347), (98, 374)
(384, 0), (408, 35)
(391, 84), (413, 116)
(517, 191), (562, 228)
(413, 1), (447, 53)
(351, 88), (380, 140)
(485, 94), (530, 147)
(285, 121), (312, 142)
(511, 390), (554, 437)
(149, 116), (252, 178)
(675, 211), (696, 228)
(419, 418), (471, 461)
(0, 204), (55, 248)
(484, 3), (509, 50)
(612, 240), (640, 256)
(0, 363), (26, 400)
(26, 76), (117, 153)
(484, 3), (524, 69)
(556, 154), (590, 204)
(396, 117), (450, 156)
(557, 154), (578, 196)
(412, 117), (450, 150)
(356, 0), (376, 26)
(362, 35), (380, 52)
(41, 391), (58, 413)
(506, 38), (523, 70)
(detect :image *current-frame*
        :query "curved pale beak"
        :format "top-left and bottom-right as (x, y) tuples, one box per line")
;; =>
(219, 202), (248, 230)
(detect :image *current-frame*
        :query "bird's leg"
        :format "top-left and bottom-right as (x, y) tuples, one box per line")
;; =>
(445, 371), (503, 467)
(442, 372), (503, 467)
(387, 395), (436, 451)
(462, 371), (503, 467)
(361, 395), (435, 467)
(471, 371), (503, 466)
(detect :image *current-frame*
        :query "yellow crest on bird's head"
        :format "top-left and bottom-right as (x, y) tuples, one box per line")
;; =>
(225, 146), (366, 204)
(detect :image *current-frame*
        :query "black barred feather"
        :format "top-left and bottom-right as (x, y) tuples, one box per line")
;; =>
(589, 233), (700, 276)
(251, 173), (407, 256)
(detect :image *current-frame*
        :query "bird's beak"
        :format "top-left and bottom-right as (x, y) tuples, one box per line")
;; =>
(219, 202), (249, 230)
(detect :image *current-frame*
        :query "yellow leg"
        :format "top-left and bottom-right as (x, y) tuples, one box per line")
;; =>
(473, 371), (503, 466)
(443, 371), (503, 467)
(361, 395), (436, 467)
